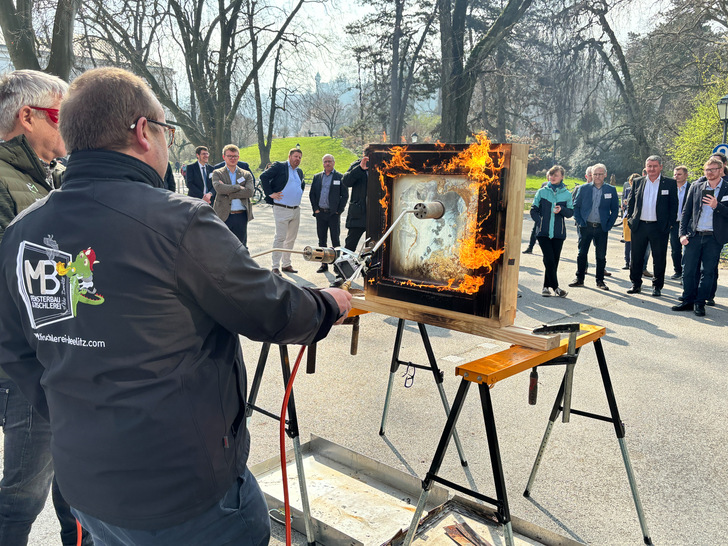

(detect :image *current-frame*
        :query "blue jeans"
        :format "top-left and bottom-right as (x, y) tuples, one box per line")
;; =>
(681, 233), (722, 305)
(0, 379), (89, 546)
(72, 467), (270, 546)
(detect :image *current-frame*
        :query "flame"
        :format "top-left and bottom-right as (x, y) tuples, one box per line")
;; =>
(382, 131), (387, 143)
(373, 133), (504, 296)
(401, 135), (407, 143)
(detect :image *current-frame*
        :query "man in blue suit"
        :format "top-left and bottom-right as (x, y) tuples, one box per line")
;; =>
(569, 163), (619, 290)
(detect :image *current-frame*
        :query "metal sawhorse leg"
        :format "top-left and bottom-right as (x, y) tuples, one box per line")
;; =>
(379, 318), (468, 466)
(524, 335), (652, 545)
(245, 343), (316, 546)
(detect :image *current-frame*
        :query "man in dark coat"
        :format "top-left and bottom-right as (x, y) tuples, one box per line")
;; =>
(342, 152), (369, 252)
(309, 154), (348, 273)
(185, 146), (215, 203)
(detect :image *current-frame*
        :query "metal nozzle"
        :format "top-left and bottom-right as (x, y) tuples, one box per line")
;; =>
(302, 246), (337, 264)
(413, 201), (445, 220)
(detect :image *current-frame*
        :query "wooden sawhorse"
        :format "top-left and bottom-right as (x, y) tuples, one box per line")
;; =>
(402, 324), (651, 546)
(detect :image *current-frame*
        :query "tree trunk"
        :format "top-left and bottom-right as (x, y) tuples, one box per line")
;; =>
(389, 0), (404, 142)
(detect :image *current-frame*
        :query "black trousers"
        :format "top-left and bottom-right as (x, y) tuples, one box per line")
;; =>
(315, 210), (341, 247)
(669, 222), (683, 275)
(630, 222), (669, 289)
(537, 236), (564, 290)
(225, 211), (248, 247)
(345, 227), (366, 252)
(576, 223), (608, 282)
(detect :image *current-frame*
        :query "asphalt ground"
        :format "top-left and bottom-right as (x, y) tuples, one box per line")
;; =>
(16, 187), (728, 545)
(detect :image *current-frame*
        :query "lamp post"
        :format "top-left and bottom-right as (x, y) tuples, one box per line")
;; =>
(411, 132), (419, 144)
(551, 129), (561, 163)
(717, 95), (728, 144)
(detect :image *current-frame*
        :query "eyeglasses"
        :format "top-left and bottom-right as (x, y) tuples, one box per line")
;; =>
(704, 167), (721, 173)
(29, 106), (60, 124)
(129, 117), (176, 148)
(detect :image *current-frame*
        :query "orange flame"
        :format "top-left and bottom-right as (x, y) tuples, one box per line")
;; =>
(374, 133), (504, 296)
(382, 131), (387, 143)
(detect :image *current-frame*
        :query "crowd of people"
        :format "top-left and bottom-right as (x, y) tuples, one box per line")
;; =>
(182, 145), (371, 287)
(526, 155), (727, 316)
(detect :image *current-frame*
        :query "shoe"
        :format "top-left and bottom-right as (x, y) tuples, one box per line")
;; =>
(541, 287), (552, 297)
(622, 264), (630, 270)
(316, 263), (328, 273)
(671, 302), (693, 311)
(626, 285), (641, 294)
(568, 279), (584, 287)
(330, 277), (345, 288)
(554, 287), (568, 298)
(670, 273), (682, 280)
(678, 296), (684, 301)
(706, 299), (716, 307)
(694, 303), (706, 317)
(523, 247), (533, 254)
(652, 288), (661, 297)
(596, 282), (609, 291)
(272, 268), (281, 276)
(281, 265), (298, 273)
(604, 271), (612, 277)
(642, 270), (653, 278)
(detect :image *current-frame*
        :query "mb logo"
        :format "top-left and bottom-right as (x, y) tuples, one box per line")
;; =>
(17, 241), (72, 328)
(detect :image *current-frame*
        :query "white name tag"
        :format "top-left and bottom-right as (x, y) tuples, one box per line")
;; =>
(333, 180), (340, 185)
(208, 173), (213, 178)
(237, 177), (245, 183)
(661, 190), (669, 195)
(604, 194), (612, 199)
(722, 195), (728, 202)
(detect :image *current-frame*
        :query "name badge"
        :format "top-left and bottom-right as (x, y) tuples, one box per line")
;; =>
(722, 195), (728, 202)
(333, 180), (340, 185)
(604, 194), (612, 199)
(237, 177), (245, 183)
(661, 190), (669, 195)
(208, 173), (213, 178)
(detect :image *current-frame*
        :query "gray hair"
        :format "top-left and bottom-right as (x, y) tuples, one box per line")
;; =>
(585, 166), (593, 176)
(0, 70), (68, 139)
(645, 155), (662, 165)
(322, 154), (334, 161)
(592, 163), (607, 175)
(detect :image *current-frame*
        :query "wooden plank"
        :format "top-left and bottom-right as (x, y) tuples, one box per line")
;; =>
(350, 296), (559, 351)
(455, 324), (606, 385)
(497, 143), (529, 326)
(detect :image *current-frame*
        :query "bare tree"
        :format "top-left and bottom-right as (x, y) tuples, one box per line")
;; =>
(0, 0), (80, 79)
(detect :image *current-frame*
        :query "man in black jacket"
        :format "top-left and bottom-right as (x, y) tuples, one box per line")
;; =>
(185, 145), (215, 203)
(309, 154), (348, 273)
(625, 155), (678, 296)
(342, 152), (369, 252)
(672, 157), (728, 316)
(0, 67), (352, 546)
(260, 148), (305, 275)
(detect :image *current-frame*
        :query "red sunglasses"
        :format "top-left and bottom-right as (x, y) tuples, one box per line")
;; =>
(29, 106), (60, 124)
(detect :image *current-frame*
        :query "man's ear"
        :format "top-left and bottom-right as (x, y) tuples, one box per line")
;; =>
(131, 117), (153, 152)
(16, 106), (36, 133)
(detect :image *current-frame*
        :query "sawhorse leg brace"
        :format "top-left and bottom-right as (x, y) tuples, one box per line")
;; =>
(380, 318), (468, 466)
(245, 343), (316, 546)
(402, 324), (651, 546)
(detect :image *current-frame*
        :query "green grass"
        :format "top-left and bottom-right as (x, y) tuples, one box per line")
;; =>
(238, 137), (359, 181)
(525, 174), (583, 191)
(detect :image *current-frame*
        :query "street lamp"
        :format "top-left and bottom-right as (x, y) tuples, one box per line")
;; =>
(411, 132), (419, 143)
(717, 95), (728, 144)
(551, 129), (561, 163)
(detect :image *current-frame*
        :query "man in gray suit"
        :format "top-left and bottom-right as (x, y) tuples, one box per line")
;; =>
(212, 144), (255, 246)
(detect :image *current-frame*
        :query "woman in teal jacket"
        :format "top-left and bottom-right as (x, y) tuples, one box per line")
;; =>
(530, 165), (574, 297)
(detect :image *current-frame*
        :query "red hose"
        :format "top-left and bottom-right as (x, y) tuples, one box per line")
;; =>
(76, 519), (82, 546)
(280, 345), (307, 546)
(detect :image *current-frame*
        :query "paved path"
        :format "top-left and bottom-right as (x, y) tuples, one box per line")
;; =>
(16, 191), (728, 545)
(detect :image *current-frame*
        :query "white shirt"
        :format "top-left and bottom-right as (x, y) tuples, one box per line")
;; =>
(640, 176), (661, 222)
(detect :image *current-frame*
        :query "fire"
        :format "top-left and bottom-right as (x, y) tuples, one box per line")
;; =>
(382, 131), (387, 143)
(375, 134), (505, 296)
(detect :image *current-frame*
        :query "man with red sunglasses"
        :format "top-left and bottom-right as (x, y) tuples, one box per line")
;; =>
(0, 70), (93, 545)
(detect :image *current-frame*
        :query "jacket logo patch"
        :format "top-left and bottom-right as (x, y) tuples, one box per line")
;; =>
(17, 240), (104, 329)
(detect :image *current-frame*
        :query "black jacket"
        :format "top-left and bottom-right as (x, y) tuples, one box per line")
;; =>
(342, 160), (368, 229)
(626, 175), (678, 233)
(185, 160), (215, 200)
(679, 177), (728, 245)
(309, 169), (348, 215)
(260, 161), (304, 204)
(0, 149), (340, 531)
